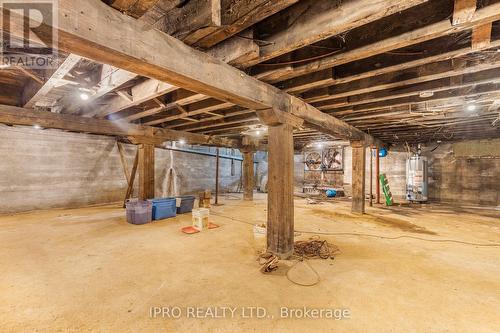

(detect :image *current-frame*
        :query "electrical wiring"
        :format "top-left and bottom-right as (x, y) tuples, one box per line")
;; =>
(210, 212), (500, 248)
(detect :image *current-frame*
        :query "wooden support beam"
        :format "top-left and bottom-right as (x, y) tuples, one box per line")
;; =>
(23, 54), (82, 108)
(307, 53), (500, 103)
(195, 0), (299, 48)
(267, 123), (294, 258)
(245, 0), (428, 67)
(138, 143), (155, 200)
(452, 0), (477, 25)
(124, 148), (139, 207)
(109, 0), (161, 19)
(117, 141), (131, 185)
(351, 142), (366, 214)
(0, 104), (240, 148)
(155, 0), (222, 46)
(91, 79), (177, 118)
(2, 0), (382, 146)
(272, 3), (500, 82)
(242, 149), (254, 201)
(472, 22), (492, 50)
(206, 29), (259, 68)
(322, 83), (500, 115)
(61, 66), (137, 114)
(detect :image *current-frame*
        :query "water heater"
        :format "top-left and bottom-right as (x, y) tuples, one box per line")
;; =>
(406, 155), (428, 202)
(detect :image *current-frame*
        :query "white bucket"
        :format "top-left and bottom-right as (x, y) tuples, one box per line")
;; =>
(253, 225), (267, 253)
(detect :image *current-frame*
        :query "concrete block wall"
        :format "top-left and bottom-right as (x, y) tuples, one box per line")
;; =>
(426, 140), (500, 206)
(297, 139), (499, 206)
(0, 126), (242, 214)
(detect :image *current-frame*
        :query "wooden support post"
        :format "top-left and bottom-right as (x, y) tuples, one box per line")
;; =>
(242, 150), (254, 201)
(215, 148), (220, 205)
(138, 143), (155, 200)
(376, 148), (381, 204)
(369, 148), (373, 207)
(351, 142), (366, 214)
(123, 148), (139, 207)
(267, 123), (294, 259)
(117, 142), (131, 185)
(472, 22), (492, 50)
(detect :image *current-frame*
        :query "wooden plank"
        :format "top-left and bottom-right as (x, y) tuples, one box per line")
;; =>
(274, 3), (500, 82)
(320, 82), (500, 115)
(124, 148), (139, 207)
(472, 22), (492, 50)
(117, 141), (131, 184)
(61, 66), (137, 114)
(351, 142), (366, 214)
(91, 79), (177, 118)
(452, 0), (477, 25)
(315, 67), (500, 110)
(0, 104), (240, 147)
(242, 149), (254, 201)
(109, 0), (161, 18)
(206, 29), (259, 68)
(246, 0), (429, 66)
(138, 143), (155, 200)
(307, 53), (500, 103)
(195, 0), (299, 48)
(154, 0), (222, 45)
(24, 54), (82, 108)
(267, 123), (294, 258)
(2, 0), (382, 146)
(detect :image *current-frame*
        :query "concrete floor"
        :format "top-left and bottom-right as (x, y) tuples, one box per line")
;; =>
(1, 194), (499, 332)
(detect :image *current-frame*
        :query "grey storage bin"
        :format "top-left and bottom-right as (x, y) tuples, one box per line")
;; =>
(126, 200), (153, 225)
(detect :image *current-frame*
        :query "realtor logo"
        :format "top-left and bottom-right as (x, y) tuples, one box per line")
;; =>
(0, 0), (58, 68)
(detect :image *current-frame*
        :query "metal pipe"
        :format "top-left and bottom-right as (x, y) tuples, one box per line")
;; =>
(376, 148), (381, 204)
(215, 148), (220, 205)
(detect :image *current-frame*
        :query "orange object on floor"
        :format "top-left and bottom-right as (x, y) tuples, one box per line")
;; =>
(181, 222), (220, 234)
(181, 226), (200, 234)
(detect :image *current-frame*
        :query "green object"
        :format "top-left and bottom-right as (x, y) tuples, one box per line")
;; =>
(379, 174), (394, 206)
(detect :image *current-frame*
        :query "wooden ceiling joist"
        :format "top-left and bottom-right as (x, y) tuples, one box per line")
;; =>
(107, 0), (161, 19)
(270, 2), (500, 83)
(244, 0), (429, 67)
(61, 65), (137, 114)
(3, 0), (382, 145)
(91, 79), (177, 118)
(23, 54), (82, 109)
(452, 0), (477, 26)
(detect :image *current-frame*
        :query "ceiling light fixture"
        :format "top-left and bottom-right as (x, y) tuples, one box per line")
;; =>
(419, 91), (434, 98)
(80, 93), (89, 101)
(33, 124), (42, 130)
(466, 104), (476, 112)
(178, 139), (186, 145)
(241, 126), (268, 137)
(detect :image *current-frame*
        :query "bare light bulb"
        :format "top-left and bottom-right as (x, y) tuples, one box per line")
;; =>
(80, 93), (89, 101)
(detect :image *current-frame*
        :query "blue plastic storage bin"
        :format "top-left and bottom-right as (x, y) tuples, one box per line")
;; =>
(176, 196), (196, 214)
(150, 198), (177, 220)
